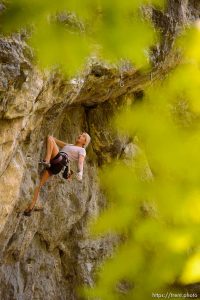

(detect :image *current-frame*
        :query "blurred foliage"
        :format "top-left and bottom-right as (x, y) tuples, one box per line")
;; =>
(81, 20), (200, 299)
(1, 0), (200, 299)
(0, 0), (164, 75)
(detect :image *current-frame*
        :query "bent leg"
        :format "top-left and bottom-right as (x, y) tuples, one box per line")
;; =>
(44, 136), (59, 162)
(24, 170), (51, 212)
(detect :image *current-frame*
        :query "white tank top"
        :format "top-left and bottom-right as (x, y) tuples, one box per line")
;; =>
(60, 144), (86, 161)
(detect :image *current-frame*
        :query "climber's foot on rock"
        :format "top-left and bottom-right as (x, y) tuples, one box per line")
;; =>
(23, 209), (32, 217)
(23, 204), (44, 216)
(23, 206), (34, 216)
(39, 160), (51, 168)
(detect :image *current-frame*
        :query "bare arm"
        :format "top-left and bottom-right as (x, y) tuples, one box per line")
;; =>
(76, 154), (85, 181)
(52, 136), (68, 148)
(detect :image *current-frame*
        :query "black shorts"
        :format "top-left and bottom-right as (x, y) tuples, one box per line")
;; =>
(47, 152), (68, 175)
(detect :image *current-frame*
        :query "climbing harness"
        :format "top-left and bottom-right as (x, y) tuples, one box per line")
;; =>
(58, 152), (73, 180)
(39, 152), (73, 179)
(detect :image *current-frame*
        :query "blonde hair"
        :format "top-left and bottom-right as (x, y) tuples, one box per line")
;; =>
(83, 132), (91, 148)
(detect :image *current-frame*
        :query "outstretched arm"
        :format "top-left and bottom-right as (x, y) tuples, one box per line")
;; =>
(52, 136), (68, 148)
(76, 154), (85, 181)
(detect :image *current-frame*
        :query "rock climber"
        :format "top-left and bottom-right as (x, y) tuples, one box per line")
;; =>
(23, 132), (91, 216)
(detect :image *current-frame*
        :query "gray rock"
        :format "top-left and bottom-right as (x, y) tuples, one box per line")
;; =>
(0, 1), (199, 298)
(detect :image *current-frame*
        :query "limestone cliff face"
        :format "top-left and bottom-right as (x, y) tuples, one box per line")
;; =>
(0, 1), (199, 299)
(0, 35), (129, 300)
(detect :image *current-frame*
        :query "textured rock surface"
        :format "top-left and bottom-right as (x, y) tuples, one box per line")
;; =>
(0, 1), (199, 299)
(0, 35), (131, 300)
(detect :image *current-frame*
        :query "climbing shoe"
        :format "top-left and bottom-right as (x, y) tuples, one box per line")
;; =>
(23, 209), (32, 217)
(39, 160), (51, 168)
